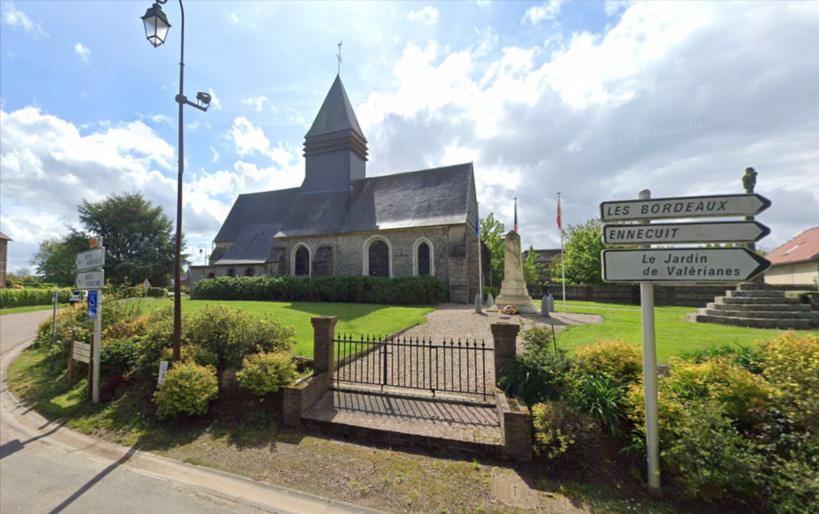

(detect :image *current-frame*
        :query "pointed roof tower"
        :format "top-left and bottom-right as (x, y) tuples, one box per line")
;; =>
(302, 75), (368, 192)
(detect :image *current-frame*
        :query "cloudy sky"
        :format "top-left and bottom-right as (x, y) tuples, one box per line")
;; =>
(1, 0), (818, 273)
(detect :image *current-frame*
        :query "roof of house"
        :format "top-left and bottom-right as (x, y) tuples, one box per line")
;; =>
(0, 231), (11, 241)
(522, 249), (561, 264)
(213, 163), (475, 264)
(766, 226), (819, 266)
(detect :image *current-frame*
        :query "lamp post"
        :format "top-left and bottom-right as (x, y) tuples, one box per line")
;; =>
(141, 0), (211, 361)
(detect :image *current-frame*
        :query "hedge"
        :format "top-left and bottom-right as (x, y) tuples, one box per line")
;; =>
(0, 288), (73, 308)
(191, 275), (446, 305)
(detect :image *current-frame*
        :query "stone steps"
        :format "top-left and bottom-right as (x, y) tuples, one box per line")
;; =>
(694, 283), (818, 330)
(701, 308), (819, 320)
(706, 302), (812, 312)
(691, 312), (818, 330)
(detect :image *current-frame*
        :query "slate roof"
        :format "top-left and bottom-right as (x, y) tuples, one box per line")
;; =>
(766, 226), (819, 266)
(0, 231), (10, 241)
(213, 163), (474, 264)
(305, 75), (365, 140)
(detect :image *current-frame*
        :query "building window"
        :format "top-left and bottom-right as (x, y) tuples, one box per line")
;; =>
(292, 243), (311, 277)
(245, 267), (255, 277)
(363, 235), (392, 277)
(207, 272), (215, 279)
(412, 237), (435, 276)
(227, 268), (236, 277)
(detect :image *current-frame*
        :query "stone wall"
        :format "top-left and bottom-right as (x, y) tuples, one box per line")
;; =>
(541, 284), (748, 307)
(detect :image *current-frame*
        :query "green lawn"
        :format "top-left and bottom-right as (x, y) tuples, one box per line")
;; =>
(0, 304), (67, 316)
(554, 300), (819, 363)
(140, 298), (433, 357)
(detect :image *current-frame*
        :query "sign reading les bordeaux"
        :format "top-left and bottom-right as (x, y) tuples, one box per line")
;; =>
(600, 193), (771, 222)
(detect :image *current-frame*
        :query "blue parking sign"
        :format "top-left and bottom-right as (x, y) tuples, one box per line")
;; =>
(87, 290), (98, 320)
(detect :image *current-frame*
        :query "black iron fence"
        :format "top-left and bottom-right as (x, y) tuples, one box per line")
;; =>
(334, 334), (494, 401)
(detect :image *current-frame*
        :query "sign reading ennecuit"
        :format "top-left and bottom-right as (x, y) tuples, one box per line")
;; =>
(602, 220), (770, 245)
(76, 269), (105, 290)
(75, 248), (105, 271)
(600, 193), (771, 222)
(601, 248), (771, 282)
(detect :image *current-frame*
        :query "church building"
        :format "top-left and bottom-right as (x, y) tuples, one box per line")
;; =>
(190, 76), (481, 303)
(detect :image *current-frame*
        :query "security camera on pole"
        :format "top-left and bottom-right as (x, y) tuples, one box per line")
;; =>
(75, 239), (106, 404)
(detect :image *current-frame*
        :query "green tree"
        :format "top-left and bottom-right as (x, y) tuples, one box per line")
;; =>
(32, 229), (90, 286)
(549, 219), (606, 285)
(480, 212), (505, 288)
(523, 246), (545, 287)
(78, 193), (180, 286)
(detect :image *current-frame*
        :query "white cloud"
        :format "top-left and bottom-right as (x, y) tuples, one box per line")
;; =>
(73, 42), (90, 62)
(358, 1), (819, 251)
(228, 116), (293, 167)
(209, 145), (220, 163)
(207, 88), (222, 110)
(187, 120), (200, 130)
(241, 95), (270, 113)
(136, 112), (172, 125)
(1, 1), (46, 36)
(522, 0), (564, 25)
(406, 6), (439, 25)
(228, 12), (239, 24)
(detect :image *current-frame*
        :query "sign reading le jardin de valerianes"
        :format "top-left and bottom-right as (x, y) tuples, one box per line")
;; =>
(599, 192), (771, 283)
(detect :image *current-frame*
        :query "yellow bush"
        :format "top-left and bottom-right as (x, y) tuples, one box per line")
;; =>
(574, 340), (642, 385)
(762, 332), (819, 428)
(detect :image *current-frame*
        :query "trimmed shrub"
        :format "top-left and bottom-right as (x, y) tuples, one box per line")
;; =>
(237, 351), (297, 396)
(154, 362), (218, 419)
(574, 341), (642, 385)
(146, 287), (167, 298)
(761, 332), (819, 429)
(681, 343), (764, 374)
(532, 401), (601, 461)
(0, 288), (72, 308)
(191, 275), (446, 305)
(101, 337), (140, 377)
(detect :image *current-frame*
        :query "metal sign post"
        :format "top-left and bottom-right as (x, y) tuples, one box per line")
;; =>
(75, 239), (105, 404)
(599, 186), (771, 494)
(51, 291), (58, 337)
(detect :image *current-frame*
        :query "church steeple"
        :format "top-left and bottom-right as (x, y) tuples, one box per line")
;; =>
(302, 75), (368, 192)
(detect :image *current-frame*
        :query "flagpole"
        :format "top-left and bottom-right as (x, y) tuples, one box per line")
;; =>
(559, 192), (566, 311)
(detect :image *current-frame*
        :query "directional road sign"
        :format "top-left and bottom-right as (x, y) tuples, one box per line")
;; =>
(602, 220), (770, 245)
(76, 248), (105, 271)
(75, 269), (104, 290)
(602, 248), (770, 282)
(600, 193), (771, 222)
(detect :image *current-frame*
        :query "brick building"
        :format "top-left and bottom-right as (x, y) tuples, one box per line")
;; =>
(190, 76), (481, 302)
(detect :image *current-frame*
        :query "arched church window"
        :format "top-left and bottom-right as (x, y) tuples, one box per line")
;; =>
(227, 268), (236, 277)
(368, 240), (389, 277)
(294, 246), (310, 277)
(417, 242), (431, 276)
(245, 267), (255, 277)
(207, 272), (215, 279)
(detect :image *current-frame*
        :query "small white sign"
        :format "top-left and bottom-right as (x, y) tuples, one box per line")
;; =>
(72, 342), (91, 364)
(602, 220), (770, 245)
(600, 193), (771, 222)
(142, 278), (152, 289)
(75, 269), (104, 290)
(157, 360), (169, 386)
(76, 248), (105, 271)
(602, 248), (770, 282)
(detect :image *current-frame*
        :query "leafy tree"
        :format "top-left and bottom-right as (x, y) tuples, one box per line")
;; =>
(549, 219), (606, 285)
(523, 246), (545, 287)
(78, 193), (181, 286)
(32, 229), (90, 286)
(480, 212), (505, 288)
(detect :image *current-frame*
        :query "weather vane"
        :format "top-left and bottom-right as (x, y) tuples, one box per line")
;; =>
(337, 40), (343, 76)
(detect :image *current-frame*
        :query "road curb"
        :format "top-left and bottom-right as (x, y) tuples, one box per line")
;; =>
(1, 336), (390, 514)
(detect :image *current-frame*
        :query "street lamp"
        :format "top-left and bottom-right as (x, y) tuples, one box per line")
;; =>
(141, 0), (210, 361)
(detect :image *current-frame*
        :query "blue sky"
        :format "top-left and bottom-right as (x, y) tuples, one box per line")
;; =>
(2, 0), (818, 273)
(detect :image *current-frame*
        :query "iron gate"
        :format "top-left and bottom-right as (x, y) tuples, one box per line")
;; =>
(333, 334), (494, 401)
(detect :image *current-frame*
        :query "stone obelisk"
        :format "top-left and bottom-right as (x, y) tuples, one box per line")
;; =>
(494, 230), (537, 313)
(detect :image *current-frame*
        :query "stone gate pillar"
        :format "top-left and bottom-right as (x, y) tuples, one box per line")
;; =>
(311, 316), (337, 375)
(491, 322), (520, 380)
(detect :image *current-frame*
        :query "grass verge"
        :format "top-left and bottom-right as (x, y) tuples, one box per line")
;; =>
(0, 304), (68, 316)
(554, 300), (819, 362)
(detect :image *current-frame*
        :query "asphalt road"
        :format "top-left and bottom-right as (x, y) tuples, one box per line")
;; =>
(0, 311), (381, 514)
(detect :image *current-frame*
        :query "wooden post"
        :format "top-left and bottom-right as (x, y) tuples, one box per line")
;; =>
(67, 340), (75, 387)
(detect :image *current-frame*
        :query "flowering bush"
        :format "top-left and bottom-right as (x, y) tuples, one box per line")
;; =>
(154, 362), (218, 419)
(237, 351), (297, 396)
(573, 341), (642, 386)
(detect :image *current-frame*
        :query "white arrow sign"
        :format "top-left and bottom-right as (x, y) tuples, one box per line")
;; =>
(600, 194), (771, 222)
(76, 269), (105, 290)
(602, 248), (770, 282)
(76, 248), (105, 271)
(602, 221), (770, 245)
